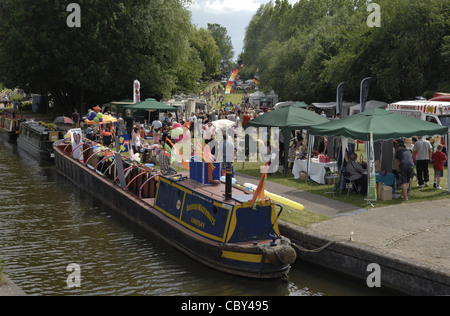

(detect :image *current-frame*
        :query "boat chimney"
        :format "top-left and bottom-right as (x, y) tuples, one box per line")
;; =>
(225, 166), (232, 200)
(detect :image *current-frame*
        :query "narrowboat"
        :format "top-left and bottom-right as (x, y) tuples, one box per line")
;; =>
(53, 139), (297, 279)
(0, 111), (27, 142)
(17, 121), (64, 159)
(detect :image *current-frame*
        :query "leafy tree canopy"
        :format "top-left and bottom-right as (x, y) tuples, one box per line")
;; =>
(240, 0), (450, 103)
(0, 0), (200, 114)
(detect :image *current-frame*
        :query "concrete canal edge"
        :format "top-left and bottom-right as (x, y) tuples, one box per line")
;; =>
(0, 275), (26, 296)
(279, 221), (450, 296)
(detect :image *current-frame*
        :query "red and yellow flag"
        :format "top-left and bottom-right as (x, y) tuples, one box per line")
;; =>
(250, 161), (270, 208)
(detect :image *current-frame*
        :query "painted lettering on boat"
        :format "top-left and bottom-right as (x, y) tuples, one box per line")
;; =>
(191, 218), (205, 229)
(186, 203), (216, 226)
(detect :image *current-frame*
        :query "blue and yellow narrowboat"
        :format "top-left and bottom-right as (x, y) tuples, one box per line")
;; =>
(53, 139), (297, 279)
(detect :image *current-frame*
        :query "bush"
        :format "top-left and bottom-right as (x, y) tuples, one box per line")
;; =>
(21, 100), (32, 112)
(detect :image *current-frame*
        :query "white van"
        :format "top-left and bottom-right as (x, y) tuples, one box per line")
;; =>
(386, 100), (450, 130)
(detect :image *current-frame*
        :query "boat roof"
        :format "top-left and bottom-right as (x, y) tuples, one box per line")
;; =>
(161, 172), (253, 206)
(21, 121), (55, 134)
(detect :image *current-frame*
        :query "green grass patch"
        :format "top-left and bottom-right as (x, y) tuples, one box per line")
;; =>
(278, 204), (330, 227)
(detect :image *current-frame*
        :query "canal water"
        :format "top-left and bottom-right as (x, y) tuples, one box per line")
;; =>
(0, 138), (392, 296)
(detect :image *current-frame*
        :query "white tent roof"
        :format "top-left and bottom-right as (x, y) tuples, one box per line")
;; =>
(349, 100), (387, 116)
(249, 91), (265, 104)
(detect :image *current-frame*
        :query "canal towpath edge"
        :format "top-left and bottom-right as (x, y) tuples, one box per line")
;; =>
(234, 172), (450, 295)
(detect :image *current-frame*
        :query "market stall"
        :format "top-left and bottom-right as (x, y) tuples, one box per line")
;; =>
(309, 107), (449, 200)
(247, 103), (329, 176)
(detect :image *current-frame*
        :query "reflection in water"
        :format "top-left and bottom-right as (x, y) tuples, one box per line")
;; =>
(0, 138), (393, 296)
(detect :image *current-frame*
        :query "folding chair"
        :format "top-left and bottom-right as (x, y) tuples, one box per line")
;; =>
(343, 172), (361, 196)
(324, 167), (339, 196)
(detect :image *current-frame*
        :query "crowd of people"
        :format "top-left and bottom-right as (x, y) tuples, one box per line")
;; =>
(71, 89), (282, 174)
(338, 136), (447, 200)
(70, 84), (447, 194)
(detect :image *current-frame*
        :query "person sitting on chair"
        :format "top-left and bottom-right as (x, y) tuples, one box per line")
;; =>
(344, 152), (367, 195)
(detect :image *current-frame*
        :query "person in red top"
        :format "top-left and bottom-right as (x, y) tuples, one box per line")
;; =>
(242, 111), (251, 127)
(431, 144), (447, 189)
(102, 128), (112, 147)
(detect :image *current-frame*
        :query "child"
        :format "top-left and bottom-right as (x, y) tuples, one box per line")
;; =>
(431, 144), (447, 189)
(153, 128), (161, 145)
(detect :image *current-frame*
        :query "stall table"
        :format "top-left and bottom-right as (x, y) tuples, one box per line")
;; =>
(292, 158), (337, 184)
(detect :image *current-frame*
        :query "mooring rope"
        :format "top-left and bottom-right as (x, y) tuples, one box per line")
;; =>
(291, 241), (335, 253)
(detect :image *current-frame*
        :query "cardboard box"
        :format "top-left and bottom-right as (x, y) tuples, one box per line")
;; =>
(379, 185), (392, 201)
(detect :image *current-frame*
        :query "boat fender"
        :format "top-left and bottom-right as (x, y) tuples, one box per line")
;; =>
(260, 245), (297, 266)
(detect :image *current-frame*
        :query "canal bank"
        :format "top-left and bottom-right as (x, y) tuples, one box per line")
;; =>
(235, 172), (450, 296)
(0, 276), (26, 296)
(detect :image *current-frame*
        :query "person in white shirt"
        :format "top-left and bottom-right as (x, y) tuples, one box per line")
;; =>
(412, 136), (432, 187)
(151, 119), (162, 131)
(219, 131), (234, 169)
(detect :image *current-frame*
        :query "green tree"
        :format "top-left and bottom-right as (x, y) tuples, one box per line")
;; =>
(241, 0), (450, 103)
(0, 0), (194, 114)
(190, 27), (222, 78)
(207, 23), (234, 73)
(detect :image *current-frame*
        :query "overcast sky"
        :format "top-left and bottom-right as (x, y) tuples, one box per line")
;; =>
(188, 0), (299, 60)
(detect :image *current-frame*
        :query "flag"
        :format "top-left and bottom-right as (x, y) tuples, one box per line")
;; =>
(250, 161), (270, 209)
(133, 79), (141, 103)
(253, 72), (260, 86)
(360, 77), (372, 112)
(336, 82), (344, 116)
(118, 135), (130, 153)
(225, 68), (239, 94)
